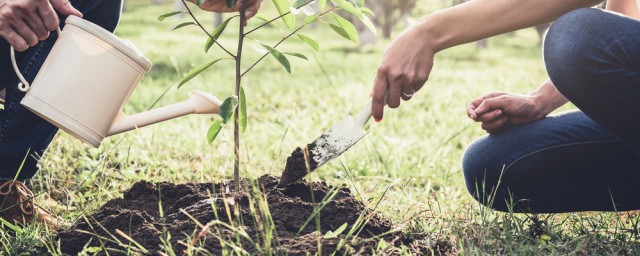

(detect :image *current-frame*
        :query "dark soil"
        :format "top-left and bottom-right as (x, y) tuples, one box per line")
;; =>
(280, 145), (319, 186)
(57, 175), (448, 255)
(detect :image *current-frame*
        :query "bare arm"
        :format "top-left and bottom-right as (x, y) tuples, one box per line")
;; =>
(606, 0), (640, 18)
(371, 0), (603, 121)
(424, 0), (604, 52)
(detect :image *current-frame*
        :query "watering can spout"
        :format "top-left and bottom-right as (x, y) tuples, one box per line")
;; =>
(107, 90), (221, 136)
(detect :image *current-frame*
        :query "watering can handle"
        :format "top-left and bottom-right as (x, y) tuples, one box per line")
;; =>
(10, 27), (62, 92)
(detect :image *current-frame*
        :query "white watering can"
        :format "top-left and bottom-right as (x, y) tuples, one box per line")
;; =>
(9, 15), (222, 148)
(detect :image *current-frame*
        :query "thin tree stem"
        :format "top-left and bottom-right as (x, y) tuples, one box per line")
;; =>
(181, 0), (236, 58)
(242, 7), (335, 77)
(234, 0), (247, 193)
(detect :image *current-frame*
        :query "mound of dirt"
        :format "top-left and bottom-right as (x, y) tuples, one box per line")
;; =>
(57, 175), (444, 255)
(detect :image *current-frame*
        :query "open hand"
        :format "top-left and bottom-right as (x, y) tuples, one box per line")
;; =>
(467, 92), (546, 133)
(193, 0), (263, 24)
(0, 0), (82, 51)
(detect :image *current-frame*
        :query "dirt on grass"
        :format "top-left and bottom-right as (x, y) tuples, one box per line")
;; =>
(57, 175), (450, 255)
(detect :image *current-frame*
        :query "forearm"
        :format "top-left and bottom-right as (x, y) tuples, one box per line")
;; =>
(419, 0), (603, 52)
(606, 0), (640, 18)
(530, 79), (568, 116)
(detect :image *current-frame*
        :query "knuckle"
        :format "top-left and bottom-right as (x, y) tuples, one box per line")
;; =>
(45, 20), (59, 31)
(377, 65), (390, 75)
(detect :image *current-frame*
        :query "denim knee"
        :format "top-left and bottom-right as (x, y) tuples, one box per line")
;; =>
(544, 8), (600, 91)
(462, 136), (501, 206)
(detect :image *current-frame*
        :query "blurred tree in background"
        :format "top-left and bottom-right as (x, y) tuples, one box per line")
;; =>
(368, 0), (417, 39)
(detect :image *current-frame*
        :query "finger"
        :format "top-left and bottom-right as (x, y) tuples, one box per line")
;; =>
(466, 106), (478, 120)
(387, 77), (402, 109)
(475, 109), (502, 123)
(36, 2), (60, 31)
(400, 85), (414, 101)
(474, 98), (506, 116)
(371, 72), (388, 122)
(12, 22), (39, 46)
(2, 28), (29, 51)
(481, 115), (509, 133)
(24, 13), (49, 40)
(245, 0), (262, 20)
(49, 0), (83, 17)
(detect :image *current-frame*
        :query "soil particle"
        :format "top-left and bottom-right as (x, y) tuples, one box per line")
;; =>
(57, 175), (450, 255)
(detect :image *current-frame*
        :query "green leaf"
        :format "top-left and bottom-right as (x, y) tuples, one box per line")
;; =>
(197, 0), (205, 4)
(207, 120), (223, 143)
(158, 11), (183, 22)
(293, 0), (310, 8)
(262, 44), (291, 73)
(304, 15), (318, 25)
(297, 34), (319, 51)
(255, 13), (283, 31)
(359, 15), (377, 35)
(355, 0), (363, 7)
(272, 0), (295, 28)
(226, 0), (237, 8)
(219, 96), (239, 124)
(284, 52), (308, 60)
(331, 0), (362, 18)
(205, 16), (235, 53)
(331, 13), (358, 43)
(318, 0), (326, 10)
(323, 223), (348, 239)
(360, 7), (374, 16)
(171, 22), (196, 31)
(239, 86), (247, 133)
(178, 59), (224, 88)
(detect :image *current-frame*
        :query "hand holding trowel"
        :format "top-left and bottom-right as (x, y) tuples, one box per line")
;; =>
(279, 99), (376, 186)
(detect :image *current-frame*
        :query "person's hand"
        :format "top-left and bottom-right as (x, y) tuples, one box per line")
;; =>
(0, 0), (82, 51)
(371, 24), (435, 122)
(193, 0), (263, 24)
(467, 92), (546, 133)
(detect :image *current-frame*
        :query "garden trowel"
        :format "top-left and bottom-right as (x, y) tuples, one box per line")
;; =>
(279, 100), (374, 186)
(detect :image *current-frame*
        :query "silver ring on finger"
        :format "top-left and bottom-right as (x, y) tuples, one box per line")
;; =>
(402, 89), (415, 98)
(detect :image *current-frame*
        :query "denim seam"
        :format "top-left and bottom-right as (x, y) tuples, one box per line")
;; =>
(504, 139), (623, 172)
(0, 42), (47, 142)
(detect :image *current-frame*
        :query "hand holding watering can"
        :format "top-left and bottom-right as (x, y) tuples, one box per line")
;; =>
(4, 0), (262, 147)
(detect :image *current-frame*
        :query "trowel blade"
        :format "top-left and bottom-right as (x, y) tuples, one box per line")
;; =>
(280, 115), (368, 186)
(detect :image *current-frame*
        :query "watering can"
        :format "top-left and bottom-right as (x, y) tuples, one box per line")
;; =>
(9, 15), (222, 148)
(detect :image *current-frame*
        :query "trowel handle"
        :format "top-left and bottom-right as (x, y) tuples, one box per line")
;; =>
(355, 100), (372, 127)
(10, 27), (62, 92)
(355, 89), (389, 127)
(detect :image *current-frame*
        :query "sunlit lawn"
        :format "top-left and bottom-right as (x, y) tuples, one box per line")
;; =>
(2, 1), (640, 255)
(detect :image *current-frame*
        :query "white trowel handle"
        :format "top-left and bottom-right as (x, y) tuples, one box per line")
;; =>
(355, 90), (389, 127)
(355, 100), (372, 128)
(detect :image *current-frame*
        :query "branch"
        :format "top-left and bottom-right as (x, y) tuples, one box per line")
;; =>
(241, 7), (336, 77)
(243, 0), (316, 36)
(181, 0), (236, 58)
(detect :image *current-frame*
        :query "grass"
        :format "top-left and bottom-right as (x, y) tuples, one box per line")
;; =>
(3, 0), (640, 255)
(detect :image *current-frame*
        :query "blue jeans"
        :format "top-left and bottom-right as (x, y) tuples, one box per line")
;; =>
(463, 8), (640, 213)
(0, 0), (122, 180)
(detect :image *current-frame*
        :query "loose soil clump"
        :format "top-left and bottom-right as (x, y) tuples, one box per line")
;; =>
(58, 175), (447, 255)
(280, 145), (319, 186)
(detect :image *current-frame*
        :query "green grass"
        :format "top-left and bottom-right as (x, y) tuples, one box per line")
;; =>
(3, 0), (640, 255)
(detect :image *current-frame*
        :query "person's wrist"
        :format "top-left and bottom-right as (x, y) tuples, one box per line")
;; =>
(529, 92), (553, 118)
(414, 15), (444, 53)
